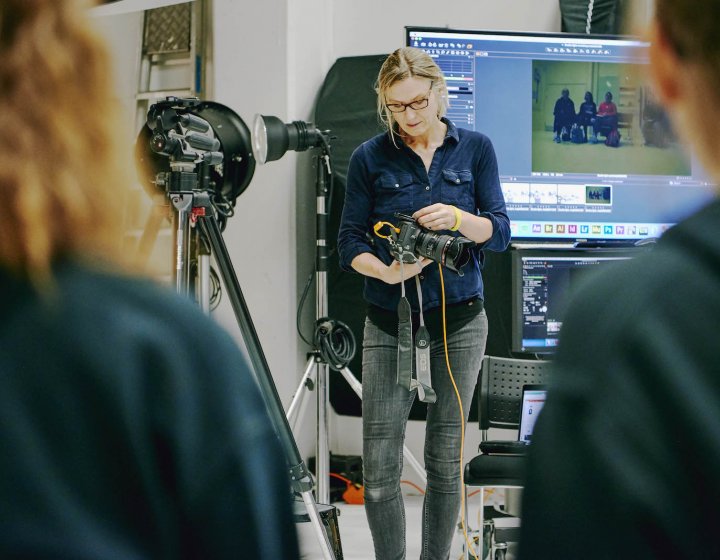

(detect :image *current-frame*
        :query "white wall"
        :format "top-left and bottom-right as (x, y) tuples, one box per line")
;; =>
(332, 0), (560, 58)
(92, 0), (561, 482)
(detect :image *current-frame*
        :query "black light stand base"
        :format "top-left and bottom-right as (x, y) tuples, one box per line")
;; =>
(294, 500), (344, 560)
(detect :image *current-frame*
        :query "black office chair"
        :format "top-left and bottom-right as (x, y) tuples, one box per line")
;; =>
(462, 356), (552, 560)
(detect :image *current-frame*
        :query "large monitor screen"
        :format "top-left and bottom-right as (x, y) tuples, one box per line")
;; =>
(511, 248), (638, 353)
(406, 27), (715, 244)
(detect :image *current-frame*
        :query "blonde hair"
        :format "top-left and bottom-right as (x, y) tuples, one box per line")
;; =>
(375, 47), (449, 145)
(0, 0), (134, 284)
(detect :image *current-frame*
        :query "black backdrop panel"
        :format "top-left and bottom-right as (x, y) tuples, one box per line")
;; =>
(559, 0), (625, 34)
(314, 55), (513, 421)
(315, 55), (386, 419)
(314, 54), (388, 188)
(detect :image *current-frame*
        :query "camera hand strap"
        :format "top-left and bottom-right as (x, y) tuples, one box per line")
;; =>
(396, 260), (413, 392)
(413, 276), (436, 404)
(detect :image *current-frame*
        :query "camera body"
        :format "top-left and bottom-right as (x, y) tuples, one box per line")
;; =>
(389, 213), (475, 274)
(147, 97), (222, 165)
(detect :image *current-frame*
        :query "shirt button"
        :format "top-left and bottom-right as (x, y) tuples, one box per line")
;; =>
(419, 275), (425, 280)
(456, 179), (460, 183)
(425, 186), (430, 191)
(394, 183), (399, 188)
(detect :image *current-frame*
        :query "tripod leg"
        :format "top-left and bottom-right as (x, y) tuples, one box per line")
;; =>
(197, 212), (338, 560)
(287, 358), (318, 432)
(316, 360), (331, 503)
(170, 193), (193, 295)
(339, 367), (428, 486)
(197, 253), (211, 314)
(339, 366), (363, 397)
(300, 490), (344, 560)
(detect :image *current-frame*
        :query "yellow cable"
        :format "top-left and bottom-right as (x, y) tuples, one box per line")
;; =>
(438, 263), (480, 560)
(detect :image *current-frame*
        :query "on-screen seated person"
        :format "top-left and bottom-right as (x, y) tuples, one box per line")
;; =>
(591, 90), (619, 141)
(553, 88), (576, 142)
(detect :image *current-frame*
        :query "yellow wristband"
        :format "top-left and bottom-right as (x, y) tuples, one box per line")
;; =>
(450, 206), (462, 231)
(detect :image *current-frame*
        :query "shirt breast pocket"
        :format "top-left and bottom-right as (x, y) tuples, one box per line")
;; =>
(373, 172), (415, 216)
(442, 169), (474, 209)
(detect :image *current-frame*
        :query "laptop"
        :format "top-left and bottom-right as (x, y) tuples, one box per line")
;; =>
(479, 384), (548, 455)
(517, 384), (547, 444)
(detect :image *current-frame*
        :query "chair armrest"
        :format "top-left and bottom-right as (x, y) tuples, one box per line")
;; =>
(479, 440), (529, 455)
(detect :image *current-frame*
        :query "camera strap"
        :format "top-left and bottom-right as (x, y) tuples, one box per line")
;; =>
(413, 276), (436, 404)
(396, 261), (413, 392)
(395, 260), (436, 403)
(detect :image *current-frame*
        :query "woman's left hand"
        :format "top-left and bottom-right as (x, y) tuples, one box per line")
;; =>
(412, 203), (459, 231)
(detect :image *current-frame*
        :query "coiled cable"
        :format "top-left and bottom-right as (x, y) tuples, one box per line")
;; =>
(313, 318), (356, 371)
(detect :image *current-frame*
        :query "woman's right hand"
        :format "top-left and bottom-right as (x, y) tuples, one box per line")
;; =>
(350, 253), (433, 284)
(379, 257), (432, 285)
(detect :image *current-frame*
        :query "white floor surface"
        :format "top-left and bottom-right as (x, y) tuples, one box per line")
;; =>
(298, 491), (519, 560)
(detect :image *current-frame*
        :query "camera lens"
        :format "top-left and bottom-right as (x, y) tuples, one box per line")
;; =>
(416, 231), (445, 262)
(443, 237), (474, 271)
(416, 231), (474, 272)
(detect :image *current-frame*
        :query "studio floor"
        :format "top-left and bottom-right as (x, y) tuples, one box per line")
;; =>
(531, 129), (690, 176)
(297, 491), (519, 560)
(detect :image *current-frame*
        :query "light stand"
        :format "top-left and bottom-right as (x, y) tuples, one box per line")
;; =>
(314, 143), (332, 504)
(255, 117), (430, 491)
(252, 114), (342, 503)
(137, 98), (342, 560)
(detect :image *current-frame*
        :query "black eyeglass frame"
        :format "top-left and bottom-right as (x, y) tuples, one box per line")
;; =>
(385, 83), (434, 113)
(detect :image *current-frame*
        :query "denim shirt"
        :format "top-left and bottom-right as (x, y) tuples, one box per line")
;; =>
(337, 118), (510, 312)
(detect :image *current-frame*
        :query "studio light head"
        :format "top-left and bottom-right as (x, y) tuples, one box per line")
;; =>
(135, 97), (255, 203)
(252, 114), (327, 164)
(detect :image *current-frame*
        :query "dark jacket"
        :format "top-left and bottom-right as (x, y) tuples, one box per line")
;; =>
(0, 260), (299, 559)
(337, 118), (510, 312)
(519, 197), (720, 559)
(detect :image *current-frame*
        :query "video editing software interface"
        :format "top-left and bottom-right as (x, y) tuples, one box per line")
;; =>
(406, 27), (715, 243)
(512, 250), (635, 353)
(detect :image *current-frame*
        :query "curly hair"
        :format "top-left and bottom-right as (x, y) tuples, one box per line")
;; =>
(0, 0), (133, 283)
(375, 47), (449, 146)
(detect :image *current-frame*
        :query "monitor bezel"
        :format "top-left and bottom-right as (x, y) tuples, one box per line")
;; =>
(510, 246), (641, 354)
(404, 26), (711, 245)
(405, 26), (632, 46)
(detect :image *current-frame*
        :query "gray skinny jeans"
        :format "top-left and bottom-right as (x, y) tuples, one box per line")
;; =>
(361, 310), (488, 560)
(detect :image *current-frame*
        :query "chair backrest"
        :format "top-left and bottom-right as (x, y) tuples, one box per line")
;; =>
(478, 356), (552, 431)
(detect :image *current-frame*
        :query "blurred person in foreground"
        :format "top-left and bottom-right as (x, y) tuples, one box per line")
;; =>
(0, 1), (298, 558)
(519, 1), (720, 558)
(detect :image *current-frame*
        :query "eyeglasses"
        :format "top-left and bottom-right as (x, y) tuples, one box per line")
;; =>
(386, 85), (433, 113)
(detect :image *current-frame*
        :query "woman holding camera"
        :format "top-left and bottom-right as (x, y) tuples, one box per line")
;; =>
(337, 46), (510, 559)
